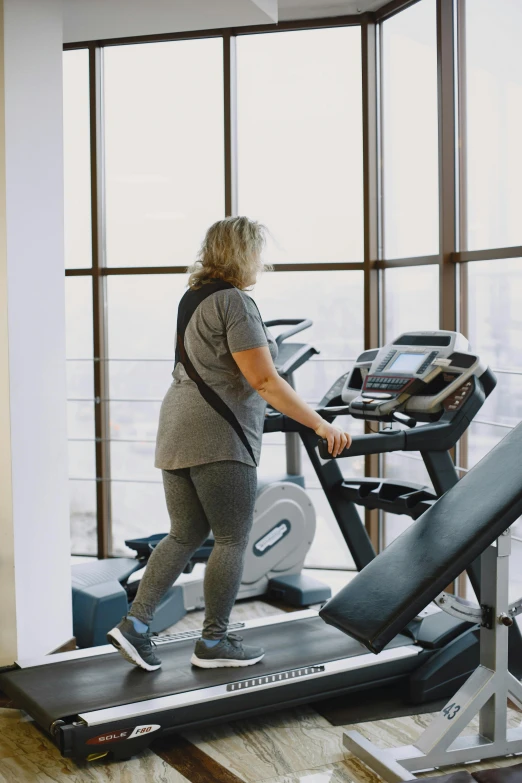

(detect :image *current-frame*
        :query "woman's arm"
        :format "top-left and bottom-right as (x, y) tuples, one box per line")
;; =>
(232, 346), (351, 457)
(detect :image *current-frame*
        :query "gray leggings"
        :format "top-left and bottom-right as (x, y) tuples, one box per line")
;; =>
(130, 460), (257, 640)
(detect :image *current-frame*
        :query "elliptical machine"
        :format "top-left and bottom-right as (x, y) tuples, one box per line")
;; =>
(71, 319), (331, 647)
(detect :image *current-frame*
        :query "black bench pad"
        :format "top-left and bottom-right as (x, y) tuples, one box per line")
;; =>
(320, 423), (522, 654)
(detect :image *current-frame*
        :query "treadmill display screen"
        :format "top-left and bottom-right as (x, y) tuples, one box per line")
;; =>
(387, 352), (425, 374)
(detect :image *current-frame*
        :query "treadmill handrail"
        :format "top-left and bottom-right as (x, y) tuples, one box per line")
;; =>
(264, 318), (313, 346)
(317, 416), (468, 459)
(266, 399), (476, 456)
(275, 343), (319, 378)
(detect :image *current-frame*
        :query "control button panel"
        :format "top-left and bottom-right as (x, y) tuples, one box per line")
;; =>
(443, 379), (473, 411)
(417, 351), (439, 374)
(363, 375), (412, 394)
(375, 350), (396, 372)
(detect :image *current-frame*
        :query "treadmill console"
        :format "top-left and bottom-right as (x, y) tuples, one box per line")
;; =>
(342, 331), (487, 423)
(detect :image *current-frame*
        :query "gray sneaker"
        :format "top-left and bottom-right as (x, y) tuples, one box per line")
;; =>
(191, 633), (264, 669)
(107, 617), (162, 672)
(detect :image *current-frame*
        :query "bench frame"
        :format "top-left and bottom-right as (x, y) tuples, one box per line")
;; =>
(345, 529), (522, 781)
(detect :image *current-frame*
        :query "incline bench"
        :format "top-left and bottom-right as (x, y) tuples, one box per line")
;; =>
(320, 422), (522, 781)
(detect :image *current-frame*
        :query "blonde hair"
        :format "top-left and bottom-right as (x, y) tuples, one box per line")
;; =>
(187, 217), (270, 290)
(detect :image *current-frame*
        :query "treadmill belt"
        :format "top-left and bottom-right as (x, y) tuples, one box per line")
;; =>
(0, 618), (412, 725)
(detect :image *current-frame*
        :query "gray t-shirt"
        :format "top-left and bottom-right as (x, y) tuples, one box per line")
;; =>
(155, 287), (278, 470)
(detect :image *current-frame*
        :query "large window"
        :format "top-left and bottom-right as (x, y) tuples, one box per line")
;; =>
(103, 39), (225, 267)
(382, 0), (438, 259)
(465, 259), (522, 599)
(63, 2), (522, 579)
(63, 49), (92, 269)
(63, 50), (96, 554)
(65, 277), (97, 554)
(464, 0), (522, 251)
(237, 27), (363, 264)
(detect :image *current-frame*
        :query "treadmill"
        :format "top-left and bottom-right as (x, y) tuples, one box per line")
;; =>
(0, 330), (506, 763)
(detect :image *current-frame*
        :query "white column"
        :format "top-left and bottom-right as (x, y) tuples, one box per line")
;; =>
(0, 0), (72, 664)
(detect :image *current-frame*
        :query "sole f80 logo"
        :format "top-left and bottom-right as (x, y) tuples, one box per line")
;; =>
(87, 725), (161, 745)
(253, 520), (291, 556)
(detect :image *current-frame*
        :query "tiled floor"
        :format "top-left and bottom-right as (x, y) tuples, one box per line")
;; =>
(2, 570), (522, 783)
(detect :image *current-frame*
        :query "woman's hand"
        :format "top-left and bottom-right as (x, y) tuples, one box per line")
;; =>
(314, 420), (352, 458)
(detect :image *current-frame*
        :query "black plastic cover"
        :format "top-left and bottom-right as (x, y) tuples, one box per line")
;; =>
(449, 352), (477, 369)
(356, 349), (379, 362)
(394, 335), (452, 347)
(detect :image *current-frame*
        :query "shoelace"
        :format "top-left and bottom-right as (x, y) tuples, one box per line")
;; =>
(226, 633), (243, 646)
(124, 618), (158, 647)
(144, 631), (157, 648)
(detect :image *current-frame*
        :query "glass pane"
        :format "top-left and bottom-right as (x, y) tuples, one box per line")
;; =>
(65, 277), (97, 552)
(65, 277), (95, 407)
(106, 274), (186, 471)
(63, 50), (92, 269)
(65, 276), (95, 440)
(382, 0), (438, 258)
(112, 482), (169, 556)
(237, 28), (363, 264)
(70, 480), (97, 556)
(65, 277), (94, 359)
(111, 424), (158, 482)
(466, 258), (522, 453)
(384, 265), (439, 341)
(107, 275), (186, 551)
(107, 275), (187, 359)
(465, 0), (522, 250)
(67, 401), (95, 440)
(253, 270), (364, 358)
(104, 39), (225, 267)
(466, 259), (522, 374)
(465, 259), (522, 601)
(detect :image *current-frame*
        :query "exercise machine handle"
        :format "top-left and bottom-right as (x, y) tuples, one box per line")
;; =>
(315, 405), (352, 418)
(264, 318), (313, 346)
(392, 411), (417, 428)
(318, 430), (407, 459)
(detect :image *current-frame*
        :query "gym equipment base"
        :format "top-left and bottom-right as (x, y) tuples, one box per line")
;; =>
(343, 535), (522, 782)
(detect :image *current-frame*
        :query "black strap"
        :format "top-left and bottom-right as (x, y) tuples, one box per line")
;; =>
(175, 280), (258, 466)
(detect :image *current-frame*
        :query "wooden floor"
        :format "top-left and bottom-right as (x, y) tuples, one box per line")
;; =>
(1, 571), (522, 783)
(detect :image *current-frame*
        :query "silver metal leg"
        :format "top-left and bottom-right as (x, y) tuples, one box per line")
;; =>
(344, 532), (522, 781)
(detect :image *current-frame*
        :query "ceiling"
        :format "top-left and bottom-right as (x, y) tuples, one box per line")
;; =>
(64, 0), (396, 44)
(279, 0), (393, 20)
(63, 0), (277, 44)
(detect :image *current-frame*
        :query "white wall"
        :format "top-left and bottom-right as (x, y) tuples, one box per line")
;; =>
(64, 0), (278, 43)
(0, 0), (72, 665)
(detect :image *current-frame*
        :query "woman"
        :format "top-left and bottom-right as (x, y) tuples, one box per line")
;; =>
(108, 217), (351, 671)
